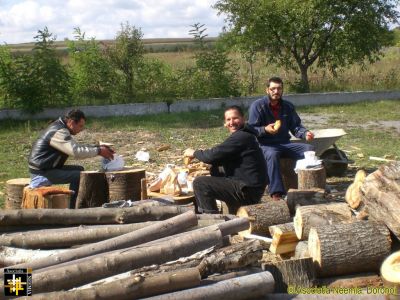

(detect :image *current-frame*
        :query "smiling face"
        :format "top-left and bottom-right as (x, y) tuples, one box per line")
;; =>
(224, 108), (245, 133)
(266, 81), (283, 105)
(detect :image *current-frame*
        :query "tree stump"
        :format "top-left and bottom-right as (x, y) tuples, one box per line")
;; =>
(236, 200), (291, 236)
(308, 221), (391, 277)
(5, 178), (31, 209)
(298, 166), (326, 190)
(280, 158), (298, 191)
(76, 171), (109, 208)
(106, 169), (146, 201)
(294, 202), (353, 240)
(262, 257), (316, 293)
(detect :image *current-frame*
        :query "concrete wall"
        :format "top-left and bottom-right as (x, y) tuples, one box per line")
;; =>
(1, 90), (399, 120)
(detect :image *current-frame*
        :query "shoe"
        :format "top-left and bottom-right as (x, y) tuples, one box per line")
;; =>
(271, 193), (282, 201)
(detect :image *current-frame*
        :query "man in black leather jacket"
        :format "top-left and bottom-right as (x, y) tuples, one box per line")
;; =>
(28, 109), (114, 208)
(184, 105), (267, 214)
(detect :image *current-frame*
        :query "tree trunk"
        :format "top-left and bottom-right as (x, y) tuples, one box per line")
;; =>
(268, 222), (299, 255)
(0, 206), (189, 226)
(106, 169), (146, 201)
(286, 188), (327, 215)
(236, 201), (291, 236)
(29, 268), (201, 300)
(297, 166), (326, 190)
(318, 272), (383, 288)
(308, 221), (391, 277)
(280, 158), (298, 191)
(5, 178), (30, 209)
(262, 257), (316, 293)
(11, 211), (197, 271)
(294, 202), (353, 240)
(361, 162), (400, 240)
(299, 64), (310, 93)
(143, 271), (275, 300)
(75, 171), (109, 208)
(380, 251), (400, 292)
(27, 227), (223, 293)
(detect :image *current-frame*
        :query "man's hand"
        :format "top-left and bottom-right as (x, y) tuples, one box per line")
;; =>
(183, 148), (195, 158)
(99, 145), (115, 160)
(265, 123), (278, 135)
(306, 131), (314, 141)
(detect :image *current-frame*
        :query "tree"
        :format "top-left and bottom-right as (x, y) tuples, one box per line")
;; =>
(214, 0), (400, 92)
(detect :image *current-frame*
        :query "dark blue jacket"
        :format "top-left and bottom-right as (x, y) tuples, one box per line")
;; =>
(248, 96), (308, 144)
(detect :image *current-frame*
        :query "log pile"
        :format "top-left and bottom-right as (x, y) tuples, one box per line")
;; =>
(1, 161), (399, 298)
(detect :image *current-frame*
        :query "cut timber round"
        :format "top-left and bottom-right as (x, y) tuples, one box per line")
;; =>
(5, 178), (31, 209)
(76, 171), (108, 208)
(308, 221), (391, 277)
(381, 251), (400, 293)
(298, 166), (326, 190)
(294, 202), (352, 240)
(237, 201), (291, 236)
(106, 169), (146, 201)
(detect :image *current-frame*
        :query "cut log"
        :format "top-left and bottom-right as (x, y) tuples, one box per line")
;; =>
(286, 188), (327, 215)
(10, 211), (197, 271)
(361, 162), (400, 240)
(106, 169), (146, 201)
(297, 166), (326, 190)
(0, 206), (189, 226)
(142, 271), (275, 300)
(236, 201), (291, 236)
(318, 272), (383, 288)
(345, 169), (367, 209)
(201, 268), (262, 285)
(280, 158), (298, 191)
(24, 227), (223, 293)
(75, 171), (109, 208)
(0, 246), (66, 267)
(308, 221), (392, 277)
(294, 202), (353, 240)
(294, 241), (309, 259)
(380, 251), (400, 292)
(5, 178), (30, 209)
(269, 222), (299, 255)
(262, 257), (316, 293)
(29, 268), (201, 300)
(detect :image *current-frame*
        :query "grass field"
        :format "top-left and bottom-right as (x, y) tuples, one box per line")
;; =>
(0, 99), (399, 208)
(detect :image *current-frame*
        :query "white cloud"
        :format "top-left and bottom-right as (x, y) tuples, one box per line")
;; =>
(0, 0), (225, 44)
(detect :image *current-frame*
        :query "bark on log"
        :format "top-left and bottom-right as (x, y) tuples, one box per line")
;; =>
(200, 268), (262, 285)
(280, 158), (298, 191)
(380, 251), (400, 292)
(106, 169), (146, 201)
(24, 227), (223, 293)
(0, 246), (65, 267)
(262, 257), (316, 293)
(298, 166), (326, 190)
(75, 171), (108, 208)
(5, 178), (30, 209)
(0, 206), (189, 226)
(308, 221), (392, 277)
(286, 188), (327, 215)
(294, 202), (353, 240)
(142, 271), (275, 300)
(28, 268), (201, 300)
(294, 241), (309, 259)
(361, 162), (400, 240)
(10, 211), (197, 271)
(269, 222), (299, 255)
(236, 201), (291, 236)
(318, 272), (383, 288)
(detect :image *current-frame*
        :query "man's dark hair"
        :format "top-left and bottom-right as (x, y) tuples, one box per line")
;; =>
(267, 76), (284, 87)
(65, 109), (86, 122)
(224, 105), (244, 117)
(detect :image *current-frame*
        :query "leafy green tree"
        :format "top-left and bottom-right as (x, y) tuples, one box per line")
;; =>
(214, 0), (400, 92)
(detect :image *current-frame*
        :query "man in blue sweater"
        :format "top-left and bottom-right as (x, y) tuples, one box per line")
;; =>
(184, 105), (267, 214)
(248, 77), (314, 200)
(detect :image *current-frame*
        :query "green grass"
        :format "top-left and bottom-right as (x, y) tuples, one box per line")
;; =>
(0, 100), (399, 207)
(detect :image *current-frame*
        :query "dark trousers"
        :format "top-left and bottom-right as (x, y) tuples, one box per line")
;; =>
(260, 142), (314, 196)
(193, 176), (265, 214)
(33, 165), (84, 208)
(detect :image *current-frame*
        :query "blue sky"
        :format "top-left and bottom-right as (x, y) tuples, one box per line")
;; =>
(0, 0), (226, 44)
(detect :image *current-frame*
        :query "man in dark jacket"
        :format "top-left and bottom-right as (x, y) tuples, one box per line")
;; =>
(248, 77), (314, 200)
(184, 105), (267, 214)
(28, 109), (114, 208)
